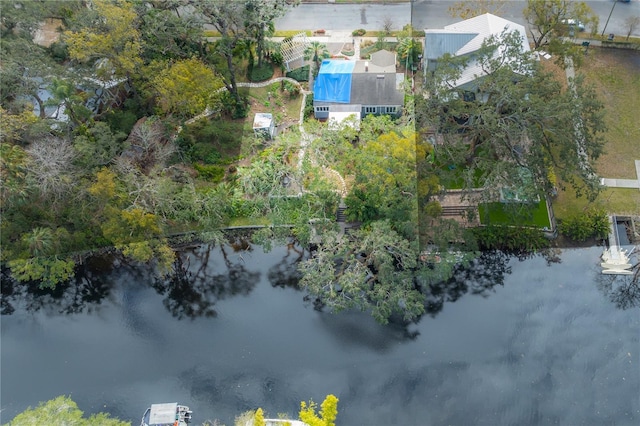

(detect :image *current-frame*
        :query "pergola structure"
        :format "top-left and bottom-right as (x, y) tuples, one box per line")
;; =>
(281, 32), (309, 72)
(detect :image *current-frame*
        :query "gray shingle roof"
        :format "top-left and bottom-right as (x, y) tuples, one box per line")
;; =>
(314, 59), (404, 107)
(370, 49), (397, 67)
(350, 72), (404, 106)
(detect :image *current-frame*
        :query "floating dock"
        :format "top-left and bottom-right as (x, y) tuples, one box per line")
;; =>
(601, 215), (635, 275)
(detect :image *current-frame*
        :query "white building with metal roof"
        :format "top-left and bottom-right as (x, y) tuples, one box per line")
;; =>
(424, 13), (531, 92)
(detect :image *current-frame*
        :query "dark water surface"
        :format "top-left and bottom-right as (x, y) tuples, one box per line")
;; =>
(2, 245), (639, 425)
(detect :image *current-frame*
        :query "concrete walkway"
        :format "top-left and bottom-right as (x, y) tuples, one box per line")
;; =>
(600, 160), (640, 190)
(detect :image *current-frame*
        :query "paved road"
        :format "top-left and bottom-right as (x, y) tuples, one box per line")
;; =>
(276, 1), (640, 37)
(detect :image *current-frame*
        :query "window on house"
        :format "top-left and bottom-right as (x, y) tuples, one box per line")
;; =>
(315, 106), (329, 112)
(364, 106), (377, 114)
(385, 106), (397, 113)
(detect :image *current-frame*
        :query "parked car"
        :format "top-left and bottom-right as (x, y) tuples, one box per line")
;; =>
(561, 19), (585, 32)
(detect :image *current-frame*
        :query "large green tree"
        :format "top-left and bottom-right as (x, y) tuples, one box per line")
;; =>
(134, 1), (204, 61)
(6, 395), (129, 426)
(192, 0), (246, 107)
(345, 129), (424, 236)
(524, 0), (598, 66)
(152, 58), (224, 118)
(244, 0), (299, 68)
(63, 0), (142, 78)
(298, 220), (425, 324)
(420, 29), (606, 202)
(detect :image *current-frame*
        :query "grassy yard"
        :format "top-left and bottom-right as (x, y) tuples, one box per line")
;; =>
(580, 48), (640, 179)
(544, 47), (640, 218)
(553, 184), (640, 219)
(179, 84), (303, 166)
(479, 200), (551, 228)
(241, 83), (303, 129)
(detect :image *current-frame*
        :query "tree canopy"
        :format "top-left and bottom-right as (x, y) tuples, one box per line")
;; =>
(7, 395), (130, 426)
(420, 29), (606, 202)
(63, 0), (143, 78)
(524, 0), (598, 67)
(152, 58), (224, 117)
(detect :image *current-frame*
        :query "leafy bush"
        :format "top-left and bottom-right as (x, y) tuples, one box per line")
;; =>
(472, 226), (550, 253)
(558, 208), (609, 241)
(352, 29), (366, 36)
(286, 65), (310, 82)
(248, 64), (274, 82)
(193, 163), (225, 182)
(48, 41), (69, 62)
(270, 50), (284, 68)
(177, 118), (244, 162)
(220, 91), (248, 119)
(303, 93), (314, 120)
(282, 80), (300, 97)
(192, 144), (221, 164)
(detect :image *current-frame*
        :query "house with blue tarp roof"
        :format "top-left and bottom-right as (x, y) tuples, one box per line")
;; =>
(312, 50), (404, 122)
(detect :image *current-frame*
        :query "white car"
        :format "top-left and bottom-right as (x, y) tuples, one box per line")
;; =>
(561, 19), (586, 32)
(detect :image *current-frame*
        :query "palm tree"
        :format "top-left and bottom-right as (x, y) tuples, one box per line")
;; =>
(23, 227), (55, 257)
(396, 37), (421, 74)
(304, 41), (330, 71)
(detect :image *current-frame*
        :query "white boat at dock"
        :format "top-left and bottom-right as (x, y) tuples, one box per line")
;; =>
(601, 246), (634, 275)
(141, 403), (192, 426)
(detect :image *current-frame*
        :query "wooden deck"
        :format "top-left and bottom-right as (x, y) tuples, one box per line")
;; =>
(435, 189), (483, 227)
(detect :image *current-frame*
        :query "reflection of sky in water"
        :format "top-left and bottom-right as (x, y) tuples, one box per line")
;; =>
(1, 246), (638, 425)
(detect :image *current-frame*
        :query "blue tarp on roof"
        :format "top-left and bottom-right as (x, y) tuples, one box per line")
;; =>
(313, 60), (355, 103)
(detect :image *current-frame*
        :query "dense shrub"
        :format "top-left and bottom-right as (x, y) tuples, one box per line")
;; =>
(105, 97), (144, 135)
(303, 93), (314, 120)
(220, 91), (248, 119)
(558, 208), (609, 241)
(270, 50), (284, 68)
(282, 80), (300, 97)
(248, 64), (274, 82)
(472, 225), (550, 253)
(193, 163), (225, 182)
(286, 65), (310, 82)
(352, 29), (366, 36)
(177, 118), (243, 163)
(48, 41), (69, 62)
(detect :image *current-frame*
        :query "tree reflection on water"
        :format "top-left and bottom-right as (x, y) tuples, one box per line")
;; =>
(424, 250), (512, 316)
(596, 265), (640, 310)
(267, 242), (305, 289)
(152, 238), (260, 319)
(1, 255), (114, 315)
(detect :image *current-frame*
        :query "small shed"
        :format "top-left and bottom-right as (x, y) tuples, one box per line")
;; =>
(253, 113), (275, 139)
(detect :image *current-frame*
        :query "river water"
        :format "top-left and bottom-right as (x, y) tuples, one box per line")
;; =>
(1, 244), (639, 425)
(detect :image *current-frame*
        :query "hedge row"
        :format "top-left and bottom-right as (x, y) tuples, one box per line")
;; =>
(286, 65), (310, 82)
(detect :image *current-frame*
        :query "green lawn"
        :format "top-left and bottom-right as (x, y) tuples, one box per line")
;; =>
(553, 184), (640, 220)
(580, 48), (640, 179)
(549, 48), (640, 218)
(479, 199), (551, 228)
(241, 83), (303, 127)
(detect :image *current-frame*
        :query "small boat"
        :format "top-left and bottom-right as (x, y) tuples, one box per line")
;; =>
(601, 246), (634, 275)
(141, 403), (192, 426)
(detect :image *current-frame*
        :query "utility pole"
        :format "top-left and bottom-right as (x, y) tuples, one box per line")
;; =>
(601, 0), (618, 37)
